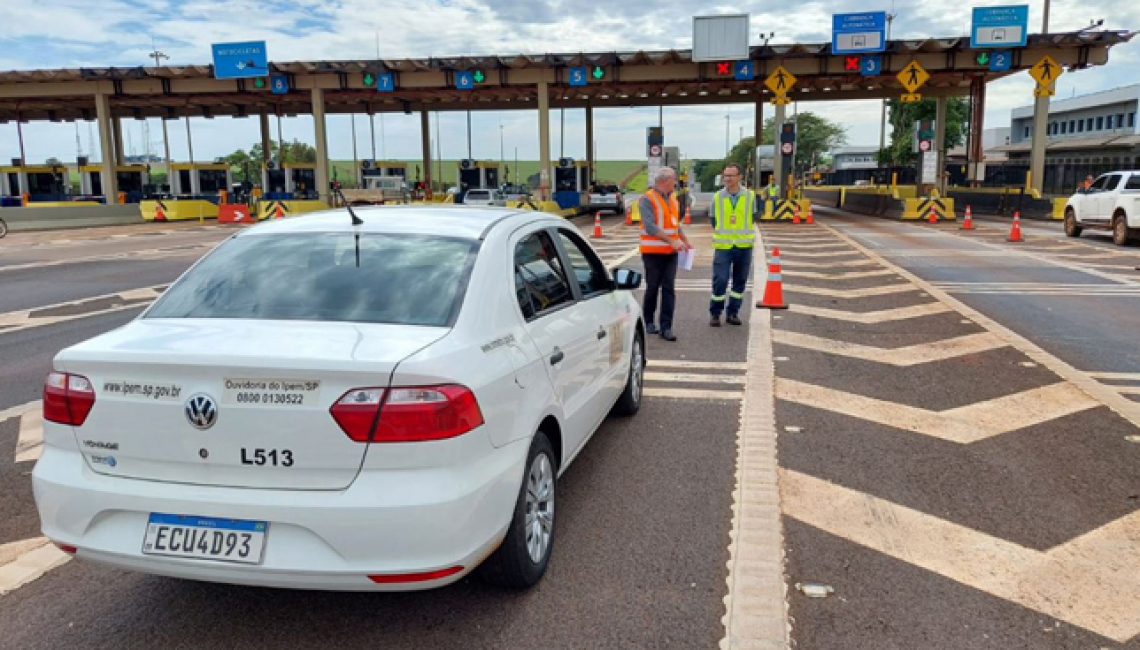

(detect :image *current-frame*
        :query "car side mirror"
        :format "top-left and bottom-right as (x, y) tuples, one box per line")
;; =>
(612, 268), (642, 290)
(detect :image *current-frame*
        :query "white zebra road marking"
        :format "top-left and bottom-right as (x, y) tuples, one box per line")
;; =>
(2, 401), (43, 463)
(773, 330), (1006, 366)
(0, 538), (71, 595)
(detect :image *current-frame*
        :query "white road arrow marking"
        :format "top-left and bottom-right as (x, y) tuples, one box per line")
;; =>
(789, 302), (952, 324)
(773, 330), (1006, 366)
(783, 283), (919, 298)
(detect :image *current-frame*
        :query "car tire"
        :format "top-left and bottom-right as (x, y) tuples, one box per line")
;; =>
(478, 432), (557, 589)
(1064, 209), (1082, 238)
(1113, 213), (1130, 246)
(611, 329), (644, 417)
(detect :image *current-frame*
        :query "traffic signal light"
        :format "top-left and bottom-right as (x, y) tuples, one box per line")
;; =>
(363, 72), (376, 87)
(975, 52), (990, 66)
(253, 77), (266, 89)
(473, 69), (486, 83)
(591, 65), (605, 80)
(844, 56), (861, 71)
(715, 62), (732, 76)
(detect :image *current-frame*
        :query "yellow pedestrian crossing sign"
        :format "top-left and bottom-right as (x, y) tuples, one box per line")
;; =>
(900, 93), (922, 103)
(1029, 55), (1062, 86)
(764, 66), (796, 95)
(1034, 82), (1056, 98)
(897, 61), (929, 93)
(770, 94), (791, 106)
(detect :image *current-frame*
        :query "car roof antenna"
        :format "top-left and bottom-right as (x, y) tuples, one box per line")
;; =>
(330, 185), (364, 267)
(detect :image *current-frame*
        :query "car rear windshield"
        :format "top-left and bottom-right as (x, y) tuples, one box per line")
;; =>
(145, 233), (476, 327)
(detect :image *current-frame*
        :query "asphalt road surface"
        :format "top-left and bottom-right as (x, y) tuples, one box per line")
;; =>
(3, 206), (1140, 649)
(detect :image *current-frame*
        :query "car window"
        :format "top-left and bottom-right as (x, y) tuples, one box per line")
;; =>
(467, 190), (489, 200)
(556, 229), (611, 298)
(513, 231), (574, 319)
(146, 233), (475, 327)
(1126, 175), (1140, 191)
(1089, 175), (1109, 192)
(1104, 174), (1122, 191)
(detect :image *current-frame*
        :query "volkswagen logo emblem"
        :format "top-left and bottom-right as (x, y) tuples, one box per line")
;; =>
(185, 394), (218, 430)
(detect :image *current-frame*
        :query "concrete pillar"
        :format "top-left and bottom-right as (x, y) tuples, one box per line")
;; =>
(537, 81), (551, 201)
(112, 118), (125, 166)
(190, 167), (201, 195)
(772, 101), (787, 197)
(1029, 93), (1049, 195)
(311, 87), (330, 204)
(420, 108), (433, 195)
(259, 112), (272, 164)
(94, 91), (119, 200)
(161, 118), (173, 193)
(935, 96), (948, 195)
(753, 100), (764, 188)
(585, 103), (594, 183)
(968, 77), (987, 184)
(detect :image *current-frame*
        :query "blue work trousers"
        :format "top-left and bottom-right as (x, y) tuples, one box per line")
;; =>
(710, 246), (753, 318)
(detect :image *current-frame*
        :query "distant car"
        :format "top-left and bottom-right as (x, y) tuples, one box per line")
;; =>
(853, 180), (871, 187)
(1063, 170), (1140, 246)
(464, 189), (506, 207)
(32, 206), (648, 591)
(501, 184), (531, 203)
(588, 184), (625, 215)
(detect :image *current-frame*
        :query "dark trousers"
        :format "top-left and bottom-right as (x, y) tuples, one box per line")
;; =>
(642, 252), (678, 331)
(710, 246), (753, 318)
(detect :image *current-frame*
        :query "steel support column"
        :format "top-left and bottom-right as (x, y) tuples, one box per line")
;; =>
(753, 100), (763, 188)
(935, 95), (948, 194)
(773, 101), (787, 197)
(968, 76), (986, 184)
(311, 87), (330, 204)
(420, 108), (433, 197)
(585, 102), (594, 183)
(112, 117), (125, 166)
(537, 81), (551, 201)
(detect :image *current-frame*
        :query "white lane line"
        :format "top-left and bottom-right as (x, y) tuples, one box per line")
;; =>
(771, 250), (863, 259)
(0, 538), (71, 595)
(0, 244), (212, 274)
(773, 330), (1006, 366)
(647, 360), (748, 371)
(0, 400), (40, 423)
(824, 223), (1140, 430)
(642, 387), (743, 400)
(781, 469), (1140, 644)
(789, 302), (952, 324)
(1086, 372), (1140, 381)
(777, 378), (1097, 443)
(0, 286), (164, 336)
(781, 258), (877, 269)
(644, 372), (745, 385)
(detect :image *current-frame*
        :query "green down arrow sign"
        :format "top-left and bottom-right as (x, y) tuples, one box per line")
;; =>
(473, 69), (486, 83)
(975, 52), (990, 66)
(592, 66), (605, 80)
(363, 73), (375, 87)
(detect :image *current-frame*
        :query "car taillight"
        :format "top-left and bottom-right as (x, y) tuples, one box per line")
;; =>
(43, 371), (96, 426)
(331, 385), (484, 443)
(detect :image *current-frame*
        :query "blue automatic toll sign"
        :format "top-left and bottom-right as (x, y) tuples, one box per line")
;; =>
(861, 55), (881, 76)
(456, 71), (474, 90)
(270, 74), (288, 94)
(376, 74), (394, 92)
(568, 66), (588, 87)
(211, 41), (269, 80)
(734, 61), (754, 81)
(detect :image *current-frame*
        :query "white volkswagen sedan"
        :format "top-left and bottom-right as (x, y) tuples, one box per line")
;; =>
(33, 206), (646, 591)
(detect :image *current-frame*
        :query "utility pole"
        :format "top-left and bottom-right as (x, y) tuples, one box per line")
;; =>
(878, 11), (896, 159)
(725, 113), (731, 157)
(369, 112), (377, 161)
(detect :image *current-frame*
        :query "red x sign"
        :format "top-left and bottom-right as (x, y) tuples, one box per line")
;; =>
(845, 56), (861, 71)
(716, 62), (731, 75)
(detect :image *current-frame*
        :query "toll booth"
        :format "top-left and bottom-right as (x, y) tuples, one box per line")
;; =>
(261, 160), (287, 197)
(78, 165), (147, 203)
(359, 159), (407, 184)
(170, 163), (232, 198)
(262, 162), (318, 200)
(456, 160), (498, 201)
(0, 163), (70, 202)
(553, 157), (590, 210)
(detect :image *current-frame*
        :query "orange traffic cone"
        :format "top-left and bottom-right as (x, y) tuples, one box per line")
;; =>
(961, 205), (975, 230)
(755, 262), (788, 310)
(154, 203), (166, 222)
(275, 202), (284, 220)
(1007, 211), (1024, 242)
(624, 208), (632, 226)
(683, 205), (691, 225)
(591, 212), (603, 238)
(806, 205), (815, 225)
(770, 246), (782, 272)
(928, 206), (938, 224)
(792, 203), (801, 225)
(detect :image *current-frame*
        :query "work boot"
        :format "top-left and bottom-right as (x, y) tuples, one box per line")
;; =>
(726, 315), (742, 326)
(709, 316), (721, 327)
(661, 330), (677, 342)
(646, 323), (660, 335)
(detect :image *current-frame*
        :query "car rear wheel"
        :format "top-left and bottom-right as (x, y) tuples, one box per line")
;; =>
(1113, 214), (1130, 246)
(479, 433), (556, 589)
(1064, 209), (1082, 238)
(611, 330), (644, 417)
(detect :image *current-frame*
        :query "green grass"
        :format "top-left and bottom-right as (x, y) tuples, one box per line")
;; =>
(624, 170), (648, 193)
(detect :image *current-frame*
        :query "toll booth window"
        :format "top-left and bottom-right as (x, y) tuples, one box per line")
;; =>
(200, 170), (228, 193)
(6, 173), (19, 194)
(178, 170), (193, 194)
(557, 229), (610, 298)
(513, 231), (573, 320)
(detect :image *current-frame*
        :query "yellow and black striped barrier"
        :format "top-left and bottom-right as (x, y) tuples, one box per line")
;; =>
(259, 200), (290, 221)
(761, 199), (812, 221)
(903, 197), (956, 221)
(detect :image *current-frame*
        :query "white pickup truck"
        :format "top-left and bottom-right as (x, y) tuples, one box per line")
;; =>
(1064, 170), (1140, 245)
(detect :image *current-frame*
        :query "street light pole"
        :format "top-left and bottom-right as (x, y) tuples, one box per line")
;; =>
(878, 13), (896, 158)
(725, 113), (730, 157)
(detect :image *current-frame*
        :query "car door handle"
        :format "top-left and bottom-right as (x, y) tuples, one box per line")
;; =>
(550, 349), (565, 366)
(596, 328), (607, 340)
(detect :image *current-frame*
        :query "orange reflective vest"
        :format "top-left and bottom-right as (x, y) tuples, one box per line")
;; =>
(639, 190), (681, 254)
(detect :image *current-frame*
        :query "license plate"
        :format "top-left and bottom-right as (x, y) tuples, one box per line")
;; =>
(142, 513), (267, 565)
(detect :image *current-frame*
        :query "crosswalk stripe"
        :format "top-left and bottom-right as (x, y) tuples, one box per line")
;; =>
(643, 387), (743, 401)
(781, 468), (1140, 643)
(0, 538), (71, 595)
(15, 404), (43, 463)
(782, 269), (895, 280)
(773, 330), (1006, 366)
(783, 283), (919, 298)
(647, 360), (747, 371)
(771, 250), (863, 259)
(782, 259), (877, 269)
(777, 378), (1097, 443)
(1086, 372), (1140, 380)
(789, 302), (951, 323)
(644, 372), (744, 385)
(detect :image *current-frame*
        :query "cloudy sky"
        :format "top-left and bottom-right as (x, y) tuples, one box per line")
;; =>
(1, 0), (1137, 165)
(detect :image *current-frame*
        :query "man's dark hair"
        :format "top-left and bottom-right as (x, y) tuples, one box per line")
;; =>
(723, 163), (743, 175)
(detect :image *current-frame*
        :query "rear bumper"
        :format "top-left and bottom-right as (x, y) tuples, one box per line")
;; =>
(32, 435), (529, 591)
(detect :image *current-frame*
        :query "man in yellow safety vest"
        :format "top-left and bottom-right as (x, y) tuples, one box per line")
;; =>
(710, 163), (757, 326)
(638, 166), (692, 341)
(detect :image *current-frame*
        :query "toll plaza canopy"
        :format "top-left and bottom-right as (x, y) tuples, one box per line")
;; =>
(0, 30), (1132, 120)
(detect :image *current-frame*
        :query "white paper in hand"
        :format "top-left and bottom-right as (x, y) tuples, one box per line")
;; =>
(679, 248), (695, 271)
